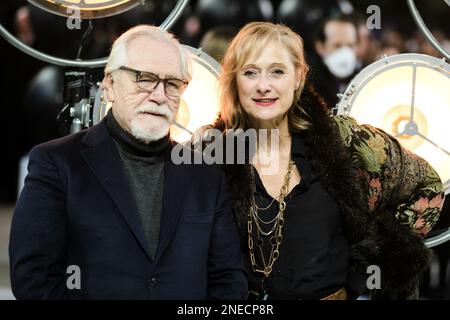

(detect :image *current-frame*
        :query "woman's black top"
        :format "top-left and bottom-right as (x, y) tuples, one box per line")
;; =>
(247, 132), (349, 300)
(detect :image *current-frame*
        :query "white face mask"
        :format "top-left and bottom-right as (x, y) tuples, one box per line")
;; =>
(323, 46), (357, 78)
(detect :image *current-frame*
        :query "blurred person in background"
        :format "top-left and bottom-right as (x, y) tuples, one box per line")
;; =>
(199, 26), (238, 63)
(309, 15), (359, 109)
(195, 0), (272, 46)
(417, 29), (450, 58)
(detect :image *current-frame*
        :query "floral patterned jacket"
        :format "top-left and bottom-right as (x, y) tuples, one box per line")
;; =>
(334, 115), (444, 238)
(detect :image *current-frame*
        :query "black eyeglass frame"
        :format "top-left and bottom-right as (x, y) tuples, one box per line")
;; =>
(117, 66), (189, 98)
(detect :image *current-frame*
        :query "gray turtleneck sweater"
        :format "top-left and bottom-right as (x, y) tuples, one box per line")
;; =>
(106, 110), (168, 259)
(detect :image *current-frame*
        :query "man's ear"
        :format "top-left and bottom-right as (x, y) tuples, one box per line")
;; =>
(102, 73), (115, 103)
(315, 40), (325, 58)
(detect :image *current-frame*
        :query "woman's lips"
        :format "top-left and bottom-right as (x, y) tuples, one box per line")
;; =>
(252, 98), (278, 107)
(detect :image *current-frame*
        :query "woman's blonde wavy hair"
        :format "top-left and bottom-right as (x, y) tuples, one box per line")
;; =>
(220, 22), (310, 131)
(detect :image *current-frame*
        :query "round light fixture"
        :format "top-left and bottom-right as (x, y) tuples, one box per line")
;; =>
(1, 0), (190, 67)
(93, 45), (221, 143)
(27, 0), (140, 19)
(336, 53), (450, 195)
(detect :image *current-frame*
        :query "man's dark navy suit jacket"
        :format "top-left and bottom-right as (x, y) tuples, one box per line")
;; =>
(9, 120), (247, 299)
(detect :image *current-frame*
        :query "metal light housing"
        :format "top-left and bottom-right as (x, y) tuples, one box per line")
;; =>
(336, 53), (450, 195)
(27, 0), (140, 19)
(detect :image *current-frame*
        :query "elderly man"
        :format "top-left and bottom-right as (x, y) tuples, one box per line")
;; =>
(9, 25), (247, 299)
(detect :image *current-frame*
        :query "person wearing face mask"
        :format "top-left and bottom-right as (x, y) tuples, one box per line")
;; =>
(309, 15), (360, 110)
(9, 25), (247, 300)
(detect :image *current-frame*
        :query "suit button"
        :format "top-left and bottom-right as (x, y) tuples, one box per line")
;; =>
(149, 277), (158, 287)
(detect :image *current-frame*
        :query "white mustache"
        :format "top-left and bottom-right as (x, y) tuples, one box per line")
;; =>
(134, 103), (194, 136)
(135, 103), (173, 119)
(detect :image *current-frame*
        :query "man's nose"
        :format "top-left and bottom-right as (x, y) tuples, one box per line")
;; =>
(148, 81), (167, 103)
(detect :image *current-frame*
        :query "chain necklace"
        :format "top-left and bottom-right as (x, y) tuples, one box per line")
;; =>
(248, 159), (294, 279)
(254, 193), (276, 211)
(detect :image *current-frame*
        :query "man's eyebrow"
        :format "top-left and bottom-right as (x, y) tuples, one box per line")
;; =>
(141, 71), (182, 79)
(165, 74), (183, 79)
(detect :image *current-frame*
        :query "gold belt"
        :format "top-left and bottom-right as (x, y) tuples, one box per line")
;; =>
(320, 287), (348, 300)
(248, 287), (348, 300)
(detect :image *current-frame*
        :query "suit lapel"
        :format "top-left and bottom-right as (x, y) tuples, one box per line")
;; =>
(80, 122), (152, 260)
(154, 144), (193, 263)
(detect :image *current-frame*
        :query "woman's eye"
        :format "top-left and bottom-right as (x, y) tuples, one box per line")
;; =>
(272, 69), (285, 75)
(243, 70), (257, 77)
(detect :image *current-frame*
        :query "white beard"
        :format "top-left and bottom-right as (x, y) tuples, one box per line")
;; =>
(130, 103), (174, 143)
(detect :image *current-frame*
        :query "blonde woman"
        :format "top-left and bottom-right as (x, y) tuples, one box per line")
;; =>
(213, 22), (444, 300)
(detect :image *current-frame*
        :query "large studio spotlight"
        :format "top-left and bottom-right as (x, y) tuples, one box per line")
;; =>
(27, 0), (140, 19)
(0, 0), (190, 67)
(404, 0), (450, 249)
(337, 53), (450, 194)
(93, 46), (221, 143)
(336, 53), (450, 248)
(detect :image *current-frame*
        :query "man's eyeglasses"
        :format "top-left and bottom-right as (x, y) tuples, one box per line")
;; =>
(117, 66), (189, 98)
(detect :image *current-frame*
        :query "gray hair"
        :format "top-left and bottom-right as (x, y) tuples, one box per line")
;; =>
(104, 25), (192, 81)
